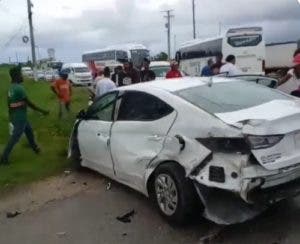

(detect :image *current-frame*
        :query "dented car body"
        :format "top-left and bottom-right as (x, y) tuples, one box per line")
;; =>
(69, 77), (300, 225)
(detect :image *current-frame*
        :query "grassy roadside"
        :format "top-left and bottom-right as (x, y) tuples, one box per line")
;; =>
(0, 66), (89, 190)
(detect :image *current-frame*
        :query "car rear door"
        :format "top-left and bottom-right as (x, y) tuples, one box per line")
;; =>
(110, 91), (177, 191)
(78, 92), (118, 178)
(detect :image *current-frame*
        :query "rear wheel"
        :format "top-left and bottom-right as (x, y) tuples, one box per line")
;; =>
(152, 163), (199, 224)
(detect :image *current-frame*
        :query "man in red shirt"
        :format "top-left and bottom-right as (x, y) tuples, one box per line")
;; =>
(51, 71), (72, 118)
(166, 61), (182, 79)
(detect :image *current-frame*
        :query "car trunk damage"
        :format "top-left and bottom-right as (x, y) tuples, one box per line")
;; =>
(152, 99), (300, 225)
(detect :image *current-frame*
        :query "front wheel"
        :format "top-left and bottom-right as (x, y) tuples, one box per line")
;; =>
(152, 163), (199, 224)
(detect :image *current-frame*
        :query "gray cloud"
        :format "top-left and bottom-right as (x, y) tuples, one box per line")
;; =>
(0, 0), (300, 63)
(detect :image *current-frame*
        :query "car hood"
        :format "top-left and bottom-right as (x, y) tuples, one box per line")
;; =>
(215, 99), (300, 135)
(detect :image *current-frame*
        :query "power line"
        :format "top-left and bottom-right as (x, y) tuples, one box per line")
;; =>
(162, 9), (174, 60)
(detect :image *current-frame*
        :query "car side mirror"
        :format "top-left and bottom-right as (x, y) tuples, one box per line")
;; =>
(77, 109), (87, 120)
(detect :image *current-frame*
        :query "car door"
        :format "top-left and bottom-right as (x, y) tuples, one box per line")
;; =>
(110, 91), (177, 191)
(78, 92), (118, 178)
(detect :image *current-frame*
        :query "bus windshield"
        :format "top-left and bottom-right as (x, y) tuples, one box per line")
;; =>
(227, 34), (262, 47)
(131, 49), (150, 67)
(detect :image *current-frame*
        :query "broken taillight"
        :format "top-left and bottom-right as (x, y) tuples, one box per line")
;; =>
(196, 138), (250, 154)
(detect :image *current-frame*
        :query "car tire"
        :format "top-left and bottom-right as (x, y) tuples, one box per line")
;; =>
(152, 162), (198, 225)
(71, 136), (82, 170)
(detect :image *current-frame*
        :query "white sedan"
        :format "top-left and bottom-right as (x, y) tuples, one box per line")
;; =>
(69, 77), (300, 225)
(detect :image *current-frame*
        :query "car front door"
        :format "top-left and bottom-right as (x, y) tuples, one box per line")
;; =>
(78, 92), (118, 178)
(110, 91), (177, 191)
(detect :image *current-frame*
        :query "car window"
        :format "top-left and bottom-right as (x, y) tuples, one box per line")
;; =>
(175, 81), (291, 114)
(118, 91), (174, 121)
(151, 66), (170, 78)
(87, 92), (118, 121)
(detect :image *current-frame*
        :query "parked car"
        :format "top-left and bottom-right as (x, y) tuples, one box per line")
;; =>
(69, 77), (300, 225)
(150, 61), (170, 79)
(61, 63), (93, 86)
(36, 70), (45, 81)
(45, 70), (56, 81)
(21, 67), (33, 77)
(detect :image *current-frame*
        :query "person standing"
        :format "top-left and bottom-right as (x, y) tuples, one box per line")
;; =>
(166, 61), (182, 79)
(220, 55), (241, 76)
(111, 66), (123, 86)
(118, 61), (141, 86)
(277, 49), (300, 95)
(140, 58), (156, 82)
(201, 59), (214, 76)
(51, 71), (72, 118)
(0, 66), (49, 165)
(95, 67), (116, 98)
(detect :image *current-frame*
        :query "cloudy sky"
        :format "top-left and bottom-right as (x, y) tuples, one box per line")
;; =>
(0, 0), (300, 63)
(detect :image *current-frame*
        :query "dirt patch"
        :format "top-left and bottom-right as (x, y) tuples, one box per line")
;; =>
(0, 170), (104, 215)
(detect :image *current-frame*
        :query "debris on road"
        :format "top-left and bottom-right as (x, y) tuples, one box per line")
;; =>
(83, 182), (87, 186)
(116, 209), (136, 223)
(6, 211), (21, 218)
(64, 170), (71, 175)
(56, 232), (67, 237)
(106, 182), (111, 190)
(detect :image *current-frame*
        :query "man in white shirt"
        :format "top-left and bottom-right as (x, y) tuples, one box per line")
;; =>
(220, 55), (241, 76)
(95, 67), (116, 98)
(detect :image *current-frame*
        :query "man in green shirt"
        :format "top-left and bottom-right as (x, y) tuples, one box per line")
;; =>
(0, 66), (49, 165)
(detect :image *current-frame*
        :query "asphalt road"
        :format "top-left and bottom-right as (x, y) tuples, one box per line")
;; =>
(1, 172), (300, 244)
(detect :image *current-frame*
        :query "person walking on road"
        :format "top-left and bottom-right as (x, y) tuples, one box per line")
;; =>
(166, 61), (182, 79)
(201, 59), (214, 76)
(95, 67), (116, 98)
(0, 66), (49, 165)
(220, 55), (241, 76)
(51, 71), (72, 118)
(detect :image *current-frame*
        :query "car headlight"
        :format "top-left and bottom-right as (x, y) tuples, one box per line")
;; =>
(245, 135), (284, 150)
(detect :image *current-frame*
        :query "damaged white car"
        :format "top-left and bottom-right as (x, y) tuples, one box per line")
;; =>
(69, 77), (300, 225)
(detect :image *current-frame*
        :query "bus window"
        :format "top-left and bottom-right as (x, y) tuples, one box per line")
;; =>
(227, 34), (262, 47)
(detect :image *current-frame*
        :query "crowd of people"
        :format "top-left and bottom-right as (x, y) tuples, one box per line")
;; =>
(91, 58), (183, 100)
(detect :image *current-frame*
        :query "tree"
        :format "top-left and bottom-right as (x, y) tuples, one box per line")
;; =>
(153, 52), (168, 61)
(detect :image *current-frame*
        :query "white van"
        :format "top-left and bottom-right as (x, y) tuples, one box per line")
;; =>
(61, 63), (93, 86)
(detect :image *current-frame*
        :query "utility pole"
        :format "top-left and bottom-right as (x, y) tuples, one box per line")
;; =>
(27, 0), (37, 80)
(162, 10), (174, 60)
(192, 0), (196, 39)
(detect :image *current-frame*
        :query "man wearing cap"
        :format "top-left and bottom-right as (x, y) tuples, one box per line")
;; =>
(166, 61), (182, 79)
(0, 66), (49, 165)
(278, 50), (300, 95)
(51, 71), (72, 118)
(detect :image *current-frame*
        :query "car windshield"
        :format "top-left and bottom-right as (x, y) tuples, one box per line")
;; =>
(151, 66), (170, 78)
(74, 67), (89, 73)
(175, 81), (291, 114)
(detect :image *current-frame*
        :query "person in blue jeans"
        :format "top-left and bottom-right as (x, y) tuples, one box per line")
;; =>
(0, 66), (49, 165)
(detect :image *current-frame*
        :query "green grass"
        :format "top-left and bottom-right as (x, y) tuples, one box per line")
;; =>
(0, 66), (89, 190)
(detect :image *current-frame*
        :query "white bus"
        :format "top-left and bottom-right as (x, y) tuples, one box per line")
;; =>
(176, 27), (265, 76)
(82, 43), (150, 74)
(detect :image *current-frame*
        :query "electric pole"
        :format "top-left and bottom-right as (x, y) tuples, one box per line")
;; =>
(27, 0), (37, 80)
(192, 0), (196, 39)
(162, 10), (174, 60)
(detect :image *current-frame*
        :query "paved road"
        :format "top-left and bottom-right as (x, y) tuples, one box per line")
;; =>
(1, 173), (300, 244)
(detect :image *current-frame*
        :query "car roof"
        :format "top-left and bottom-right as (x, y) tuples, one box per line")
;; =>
(117, 77), (233, 93)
